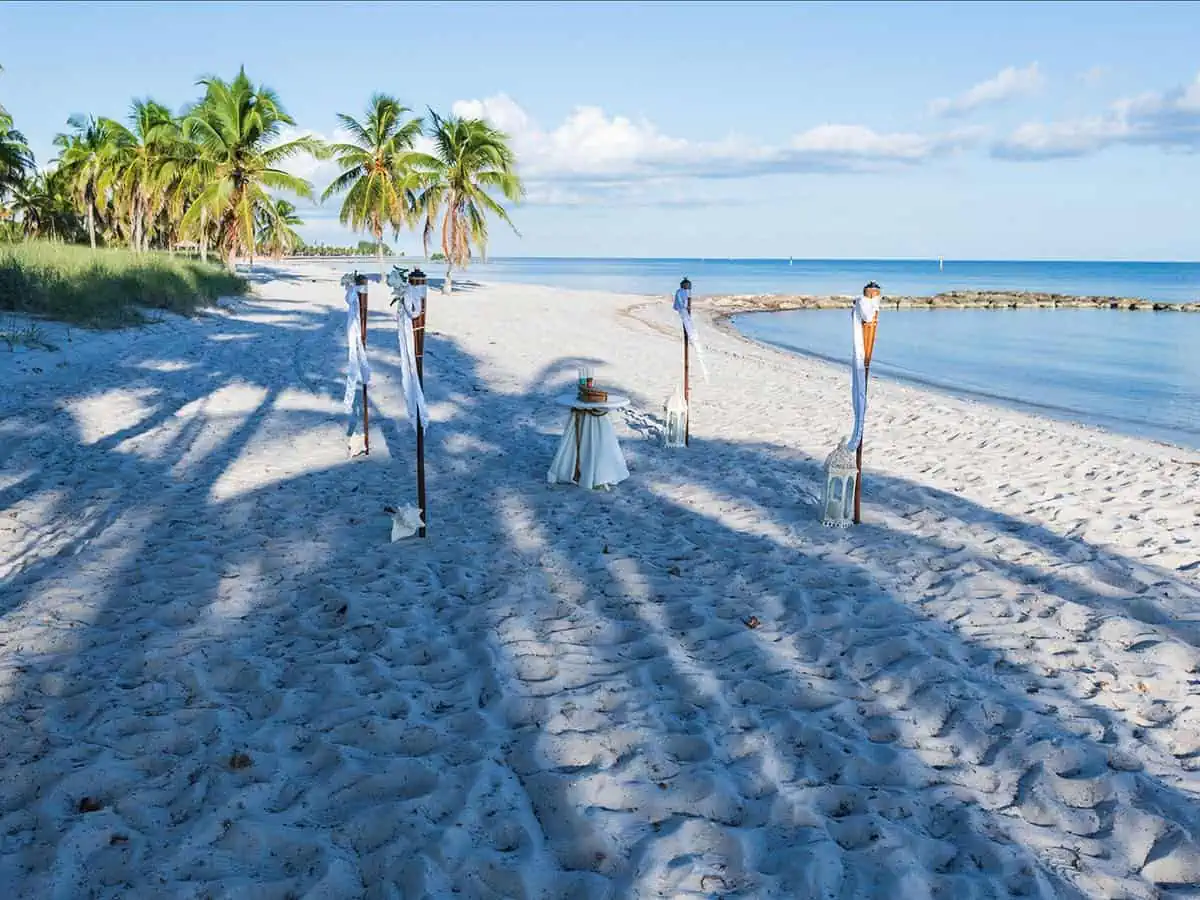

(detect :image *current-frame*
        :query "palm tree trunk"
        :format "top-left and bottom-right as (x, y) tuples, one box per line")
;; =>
(87, 205), (95, 250)
(375, 224), (385, 280)
(200, 208), (208, 264)
(441, 209), (453, 294)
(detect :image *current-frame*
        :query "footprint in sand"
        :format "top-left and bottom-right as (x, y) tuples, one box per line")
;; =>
(663, 734), (712, 764)
(514, 655), (558, 683)
(487, 820), (529, 854)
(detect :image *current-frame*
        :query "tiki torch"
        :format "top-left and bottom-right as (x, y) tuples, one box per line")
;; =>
(853, 283), (882, 524)
(356, 273), (370, 454)
(409, 267), (429, 537)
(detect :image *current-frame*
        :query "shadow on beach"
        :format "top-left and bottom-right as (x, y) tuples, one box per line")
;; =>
(1, 279), (1198, 897)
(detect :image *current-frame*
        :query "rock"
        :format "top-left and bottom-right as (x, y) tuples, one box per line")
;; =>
(702, 290), (1191, 315)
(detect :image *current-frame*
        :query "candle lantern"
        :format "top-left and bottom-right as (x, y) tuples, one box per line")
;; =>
(820, 438), (858, 527)
(664, 388), (689, 449)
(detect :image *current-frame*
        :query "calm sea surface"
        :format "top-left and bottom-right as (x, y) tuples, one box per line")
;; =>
(735, 308), (1200, 451)
(463, 257), (1200, 304)
(382, 256), (1200, 449)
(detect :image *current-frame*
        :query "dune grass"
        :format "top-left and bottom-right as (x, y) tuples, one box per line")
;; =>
(0, 242), (247, 328)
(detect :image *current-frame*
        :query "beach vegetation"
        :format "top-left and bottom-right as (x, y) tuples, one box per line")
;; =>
(255, 199), (305, 259)
(0, 67), (522, 307)
(52, 116), (116, 249)
(0, 241), (246, 327)
(180, 69), (324, 270)
(290, 240), (396, 258)
(323, 94), (424, 275)
(414, 111), (522, 293)
(1, 66), (35, 222)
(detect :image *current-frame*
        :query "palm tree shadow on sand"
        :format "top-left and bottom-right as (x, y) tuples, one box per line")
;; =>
(1, 308), (1199, 897)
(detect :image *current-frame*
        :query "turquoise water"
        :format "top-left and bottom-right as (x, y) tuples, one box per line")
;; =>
(415, 255), (1199, 448)
(464, 257), (1200, 304)
(735, 308), (1200, 450)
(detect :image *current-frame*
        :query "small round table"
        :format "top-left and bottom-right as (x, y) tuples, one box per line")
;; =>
(547, 393), (631, 490)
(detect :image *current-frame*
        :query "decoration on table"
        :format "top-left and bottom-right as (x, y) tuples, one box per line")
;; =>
(341, 271), (371, 453)
(850, 281), (881, 524)
(820, 438), (858, 527)
(577, 366), (608, 403)
(389, 265), (429, 434)
(664, 388), (688, 448)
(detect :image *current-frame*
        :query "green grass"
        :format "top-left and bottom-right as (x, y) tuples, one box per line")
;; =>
(0, 242), (248, 328)
(1, 318), (58, 351)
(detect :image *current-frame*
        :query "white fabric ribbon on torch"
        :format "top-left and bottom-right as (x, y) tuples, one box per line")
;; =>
(849, 293), (881, 450)
(673, 288), (710, 382)
(395, 282), (429, 433)
(343, 282), (370, 414)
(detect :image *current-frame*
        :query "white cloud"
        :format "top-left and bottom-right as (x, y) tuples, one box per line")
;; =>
(788, 124), (982, 161)
(450, 93), (977, 191)
(1080, 66), (1108, 86)
(274, 125), (347, 200)
(275, 95), (979, 224)
(929, 64), (1043, 118)
(994, 70), (1200, 159)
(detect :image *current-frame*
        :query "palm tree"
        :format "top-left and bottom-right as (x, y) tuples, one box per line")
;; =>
(11, 170), (82, 241)
(1, 63), (34, 217)
(322, 94), (425, 275)
(100, 99), (177, 252)
(156, 125), (214, 259)
(255, 198), (305, 259)
(181, 68), (324, 270)
(414, 111), (523, 293)
(0, 111), (33, 212)
(53, 115), (117, 249)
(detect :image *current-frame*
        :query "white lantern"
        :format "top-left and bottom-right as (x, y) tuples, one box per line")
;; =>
(821, 438), (858, 527)
(664, 389), (688, 448)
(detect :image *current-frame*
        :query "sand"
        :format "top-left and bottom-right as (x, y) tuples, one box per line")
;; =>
(1, 261), (1198, 899)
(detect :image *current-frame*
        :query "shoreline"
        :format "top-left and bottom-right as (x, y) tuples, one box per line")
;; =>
(711, 312), (1200, 461)
(697, 290), (1200, 458)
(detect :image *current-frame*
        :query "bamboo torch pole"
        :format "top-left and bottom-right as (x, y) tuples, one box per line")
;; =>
(853, 316), (879, 525)
(411, 269), (428, 537)
(356, 274), (370, 455)
(681, 277), (692, 446)
(683, 320), (690, 446)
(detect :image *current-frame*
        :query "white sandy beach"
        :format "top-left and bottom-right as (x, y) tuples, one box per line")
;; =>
(1, 261), (1199, 899)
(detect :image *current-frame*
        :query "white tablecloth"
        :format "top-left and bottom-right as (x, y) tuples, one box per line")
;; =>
(547, 394), (630, 490)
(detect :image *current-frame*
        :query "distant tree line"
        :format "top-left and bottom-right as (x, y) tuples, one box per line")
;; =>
(0, 66), (522, 289)
(291, 240), (397, 258)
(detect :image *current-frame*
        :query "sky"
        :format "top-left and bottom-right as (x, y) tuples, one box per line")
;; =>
(2, 0), (1198, 260)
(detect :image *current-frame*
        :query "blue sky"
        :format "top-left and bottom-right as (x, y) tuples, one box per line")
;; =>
(3, 1), (1198, 259)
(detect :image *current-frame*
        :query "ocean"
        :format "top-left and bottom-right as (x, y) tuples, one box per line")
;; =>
(458, 257), (1199, 451)
(465, 257), (1200, 304)
(735, 307), (1200, 451)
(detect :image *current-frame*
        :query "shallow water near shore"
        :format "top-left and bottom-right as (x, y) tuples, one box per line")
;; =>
(735, 307), (1200, 450)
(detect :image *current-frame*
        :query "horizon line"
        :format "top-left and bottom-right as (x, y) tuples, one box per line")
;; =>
(445, 255), (1200, 265)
